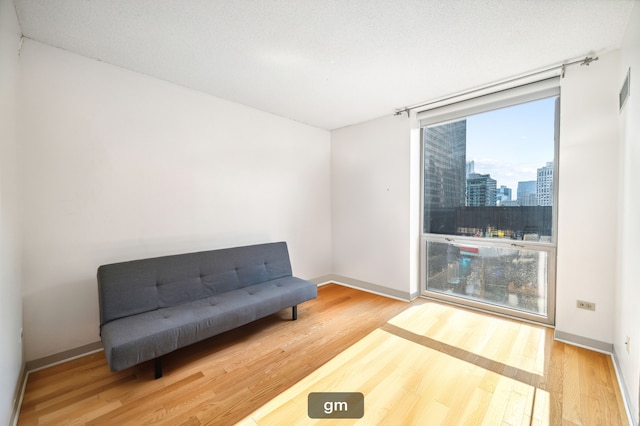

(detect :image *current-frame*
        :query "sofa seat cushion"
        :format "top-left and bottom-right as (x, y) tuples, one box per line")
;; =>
(101, 276), (316, 371)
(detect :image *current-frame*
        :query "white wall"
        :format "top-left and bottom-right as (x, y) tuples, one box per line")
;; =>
(18, 39), (332, 361)
(0, 0), (23, 423)
(331, 114), (417, 298)
(555, 51), (621, 346)
(615, 3), (640, 423)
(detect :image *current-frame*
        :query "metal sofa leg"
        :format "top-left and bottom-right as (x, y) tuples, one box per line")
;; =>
(292, 305), (298, 320)
(154, 357), (163, 379)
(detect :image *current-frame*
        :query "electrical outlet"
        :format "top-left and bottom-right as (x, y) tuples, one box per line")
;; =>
(625, 336), (630, 354)
(576, 300), (596, 311)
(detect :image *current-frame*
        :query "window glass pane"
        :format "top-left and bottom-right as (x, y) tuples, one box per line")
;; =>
(425, 240), (548, 316)
(423, 97), (557, 242)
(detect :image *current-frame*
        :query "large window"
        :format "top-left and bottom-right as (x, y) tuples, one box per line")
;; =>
(420, 79), (559, 324)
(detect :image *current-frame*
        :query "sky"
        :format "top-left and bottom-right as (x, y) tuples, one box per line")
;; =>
(465, 96), (557, 195)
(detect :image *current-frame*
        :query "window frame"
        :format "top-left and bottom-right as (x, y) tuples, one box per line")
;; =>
(418, 78), (560, 325)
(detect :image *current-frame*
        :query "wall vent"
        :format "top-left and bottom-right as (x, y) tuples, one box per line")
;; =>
(619, 68), (630, 111)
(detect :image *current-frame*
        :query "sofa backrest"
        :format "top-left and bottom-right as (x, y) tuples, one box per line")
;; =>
(97, 242), (293, 326)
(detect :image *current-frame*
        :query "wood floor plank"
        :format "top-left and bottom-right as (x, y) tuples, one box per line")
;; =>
(17, 284), (629, 425)
(562, 344), (583, 424)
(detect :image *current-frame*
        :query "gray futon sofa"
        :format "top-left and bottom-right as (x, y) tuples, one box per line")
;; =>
(97, 241), (317, 378)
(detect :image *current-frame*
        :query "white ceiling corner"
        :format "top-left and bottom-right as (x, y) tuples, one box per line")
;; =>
(13, 0), (636, 130)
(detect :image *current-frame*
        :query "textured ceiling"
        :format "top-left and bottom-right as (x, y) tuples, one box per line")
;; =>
(13, 0), (636, 130)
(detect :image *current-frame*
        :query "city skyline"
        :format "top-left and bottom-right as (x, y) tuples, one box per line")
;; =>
(466, 96), (557, 192)
(466, 160), (552, 205)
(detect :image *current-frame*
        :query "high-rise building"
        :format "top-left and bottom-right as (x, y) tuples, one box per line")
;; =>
(423, 120), (467, 233)
(466, 160), (475, 177)
(466, 173), (497, 206)
(423, 120), (467, 208)
(496, 185), (512, 205)
(537, 161), (554, 206)
(517, 181), (537, 206)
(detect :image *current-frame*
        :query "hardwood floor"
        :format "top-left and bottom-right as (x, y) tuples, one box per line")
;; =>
(18, 284), (628, 425)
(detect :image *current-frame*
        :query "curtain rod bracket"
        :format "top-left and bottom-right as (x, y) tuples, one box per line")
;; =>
(580, 56), (599, 67)
(394, 108), (410, 118)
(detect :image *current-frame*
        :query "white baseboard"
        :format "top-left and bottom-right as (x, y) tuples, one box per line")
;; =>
(554, 330), (613, 354)
(10, 363), (26, 426)
(310, 274), (414, 302)
(25, 341), (103, 373)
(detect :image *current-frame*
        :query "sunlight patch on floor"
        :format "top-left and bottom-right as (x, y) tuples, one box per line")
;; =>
(388, 302), (547, 376)
(238, 302), (552, 425)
